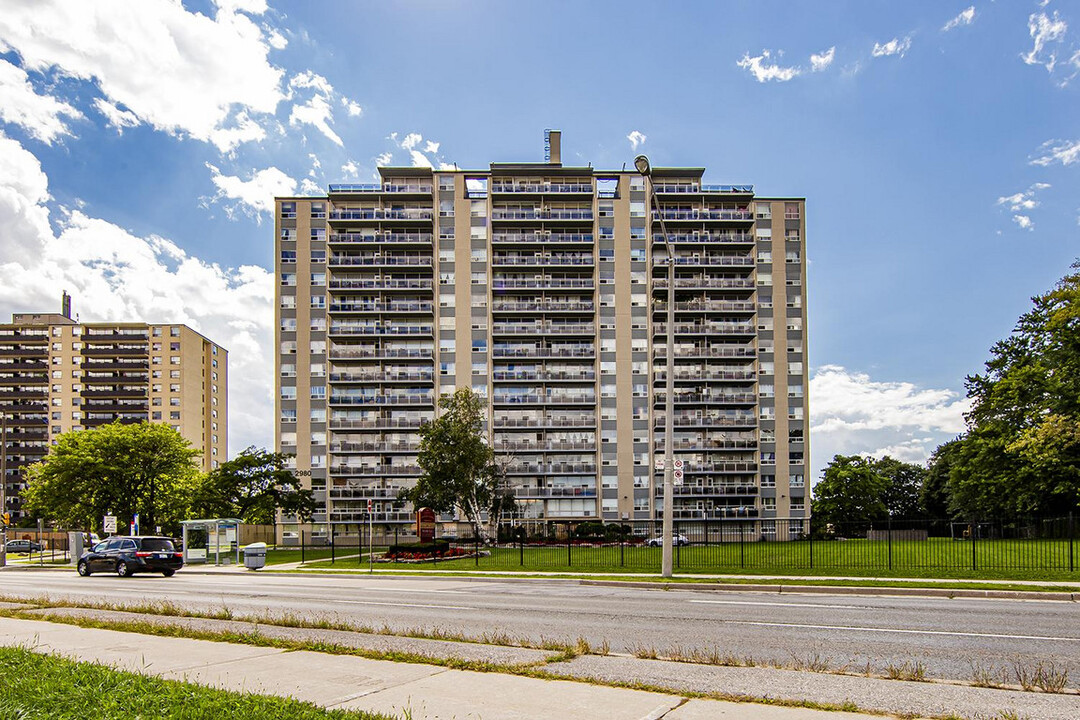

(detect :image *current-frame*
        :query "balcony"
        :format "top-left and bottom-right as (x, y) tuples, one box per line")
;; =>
(329, 347), (433, 361)
(329, 417), (425, 430)
(492, 346), (594, 359)
(0, 348), (47, 357)
(328, 209), (433, 221)
(328, 255), (433, 268)
(328, 510), (414, 523)
(491, 278), (594, 291)
(493, 416), (595, 429)
(328, 486), (407, 500)
(511, 486), (597, 498)
(494, 440), (595, 452)
(654, 392), (758, 405)
(329, 301), (433, 314)
(329, 370), (433, 383)
(491, 300), (594, 314)
(652, 183), (753, 195)
(329, 232), (434, 245)
(491, 255), (594, 267)
(491, 232), (594, 245)
(654, 414), (757, 429)
(663, 484), (759, 496)
(490, 182), (593, 194)
(654, 462), (758, 475)
(79, 360), (150, 371)
(507, 462), (597, 475)
(655, 300), (756, 314)
(653, 278), (755, 291)
(328, 278), (433, 291)
(79, 332), (150, 342)
(81, 347), (148, 357)
(653, 322), (756, 336)
(0, 361), (47, 371)
(655, 369), (757, 382)
(490, 209), (593, 221)
(492, 370), (595, 383)
(668, 256), (754, 268)
(653, 209), (753, 222)
(652, 233), (754, 245)
(492, 322), (594, 336)
(330, 442), (417, 453)
(493, 393), (595, 406)
(655, 345), (755, 360)
(329, 464), (421, 476)
(328, 394), (433, 406)
(327, 324), (433, 337)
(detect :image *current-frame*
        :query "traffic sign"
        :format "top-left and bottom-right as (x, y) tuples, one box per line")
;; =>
(367, 499), (373, 513)
(654, 457), (665, 471)
(103, 515), (117, 534)
(673, 469), (684, 486)
(673, 458), (684, 470)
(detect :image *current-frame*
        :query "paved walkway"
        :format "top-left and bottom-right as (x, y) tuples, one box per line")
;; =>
(1, 615), (883, 720)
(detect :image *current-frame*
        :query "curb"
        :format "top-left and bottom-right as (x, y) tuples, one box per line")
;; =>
(580, 579), (1080, 602)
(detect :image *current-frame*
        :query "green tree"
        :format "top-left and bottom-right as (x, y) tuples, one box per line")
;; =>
(191, 447), (315, 524)
(22, 422), (200, 534)
(921, 438), (962, 519)
(398, 388), (511, 541)
(949, 262), (1080, 517)
(875, 456), (927, 521)
(810, 455), (889, 531)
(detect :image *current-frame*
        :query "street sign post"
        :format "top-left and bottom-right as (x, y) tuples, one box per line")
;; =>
(103, 515), (117, 535)
(673, 458), (684, 470)
(673, 469), (684, 486)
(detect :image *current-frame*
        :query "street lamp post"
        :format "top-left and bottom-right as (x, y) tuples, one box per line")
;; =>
(635, 155), (676, 578)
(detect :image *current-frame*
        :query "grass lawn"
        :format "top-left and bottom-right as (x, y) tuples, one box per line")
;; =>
(0, 646), (395, 720)
(296, 537), (1080, 582)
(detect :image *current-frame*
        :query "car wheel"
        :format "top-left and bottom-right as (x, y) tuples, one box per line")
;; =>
(161, 569), (175, 578)
(116, 561), (132, 577)
(77, 560), (91, 577)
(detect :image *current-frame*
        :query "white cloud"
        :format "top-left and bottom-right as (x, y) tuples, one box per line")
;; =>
(627, 130), (647, 150)
(205, 162), (297, 219)
(264, 27), (287, 50)
(997, 182), (1050, 229)
(375, 151), (393, 166)
(0, 58), (83, 144)
(342, 97), (363, 117)
(0, 132), (273, 455)
(1030, 138), (1080, 166)
(387, 132), (447, 169)
(809, 365), (970, 477)
(206, 110), (267, 155)
(810, 47), (835, 72)
(299, 177), (321, 195)
(93, 98), (140, 133)
(424, 140), (440, 154)
(400, 133), (423, 150)
(1022, 11), (1067, 71)
(340, 160), (359, 177)
(286, 72), (343, 146)
(943, 6), (976, 32)
(215, 0), (268, 15)
(872, 36), (913, 58)
(736, 50), (801, 82)
(0, 0), (285, 152)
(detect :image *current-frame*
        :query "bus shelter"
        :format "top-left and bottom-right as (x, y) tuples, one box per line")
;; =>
(180, 518), (241, 566)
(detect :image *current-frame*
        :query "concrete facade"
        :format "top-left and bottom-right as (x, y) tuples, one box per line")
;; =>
(0, 296), (227, 521)
(275, 132), (808, 541)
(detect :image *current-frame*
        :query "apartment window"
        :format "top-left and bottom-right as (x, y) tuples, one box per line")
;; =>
(310, 340), (325, 355)
(280, 363), (296, 377)
(755, 202), (772, 220)
(280, 202), (296, 219)
(470, 225), (488, 240)
(152, 411), (162, 420)
(471, 248), (487, 263)
(280, 295), (296, 309)
(763, 497), (776, 511)
(790, 498), (805, 511)
(629, 176), (645, 191)
(311, 228), (326, 243)
(310, 386), (326, 399)
(281, 408), (297, 422)
(280, 251), (297, 264)
(280, 341), (297, 354)
(281, 318), (297, 332)
(310, 202), (326, 219)
(470, 199), (487, 217)
(438, 175), (455, 191)
(169, 398), (180, 407)
(465, 177), (487, 198)
(280, 273), (296, 286)
(281, 387), (297, 400)
(311, 273), (326, 286)
(311, 295), (326, 309)
(310, 363), (324, 377)
(470, 272), (486, 285)
(170, 356), (180, 365)
(472, 339), (487, 353)
(439, 200), (454, 217)
(169, 411), (180, 420)
(310, 250), (326, 264)
(629, 201), (646, 218)
(786, 229), (801, 242)
(784, 202), (800, 219)
(310, 407), (326, 422)
(790, 474), (805, 488)
(310, 317), (326, 331)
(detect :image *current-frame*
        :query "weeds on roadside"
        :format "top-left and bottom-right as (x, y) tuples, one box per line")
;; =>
(1013, 660), (1069, 693)
(970, 661), (1008, 689)
(884, 661), (927, 682)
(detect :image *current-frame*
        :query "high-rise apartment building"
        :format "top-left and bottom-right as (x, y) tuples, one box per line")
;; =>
(0, 294), (228, 521)
(275, 132), (807, 541)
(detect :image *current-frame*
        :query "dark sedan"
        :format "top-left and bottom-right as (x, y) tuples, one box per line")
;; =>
(77, 536), (183, 577)
(5, 539), (43, 554)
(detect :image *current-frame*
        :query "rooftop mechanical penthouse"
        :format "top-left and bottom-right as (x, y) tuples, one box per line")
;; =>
(275, 131), (808, 542)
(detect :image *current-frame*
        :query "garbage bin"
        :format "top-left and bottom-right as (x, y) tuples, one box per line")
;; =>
(243, 542), (267, 570)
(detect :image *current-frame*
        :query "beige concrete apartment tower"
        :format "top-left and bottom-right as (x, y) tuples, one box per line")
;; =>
(0, 296), (228, 522)
(275, 132), (809, 541)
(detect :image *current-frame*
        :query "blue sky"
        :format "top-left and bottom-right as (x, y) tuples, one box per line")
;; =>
(0, 0), (1077, 482)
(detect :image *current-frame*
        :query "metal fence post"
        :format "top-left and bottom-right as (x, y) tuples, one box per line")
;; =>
(567, 523), (572, 567)
(1069, 512), (1074, 573)
(809, 526), (813, 569)
(887, 515), (893, 571)
(620, 532), (625, 567)
(301, 530), (305, 564)
(330, 524), (335, 564)
(520, 532), (524, 566)
(739, 520), (745, 569)
(971, 521), (977, 571)
(475, 532), (479, 567)
(675, 520), (680, 570)
(358, 528), (363, 566)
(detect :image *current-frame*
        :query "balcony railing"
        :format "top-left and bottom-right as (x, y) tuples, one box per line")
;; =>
(329, 371), (433, 383)
(653, 322), (756, 335)
(493, 393), (595, 405)
(491, 370), (595, 382)
(329, 464), (421, 476)
(329, 417), (425, 430)
(654, 345), (755, 359)
(329, 302), (433, 313)
(329, 348), (433, 360)
(491, 255), (594, 267)
(493, 416), (595, 428)
(492, 278), (594, 290)
(328, 279), (433, 291)
(653, 392), (758, 404)
(491, 232), (594, 244)
(492, 322), (595, 335)
(507, 463), (597, 475)
(510, 486), (598, 498)
(653, 233), (754, 244)
(328, 256), (433, 267)
(328, 394), (433, 405)
(492, 346), (594, 359)
(667, 256), (754, 268)
(653, 210), (753, 221)
(491, 209), (594, 221)
(328, 325), (433, 336)
(653, 414), (757, 428)
(330, 232), (434, 244)
(490, 182), (593, 194)
(653, 278), (755, 291)
(329, 209), (433, 221)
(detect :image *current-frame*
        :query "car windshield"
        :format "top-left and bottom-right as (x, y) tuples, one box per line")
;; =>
(139, 538), (175, 552)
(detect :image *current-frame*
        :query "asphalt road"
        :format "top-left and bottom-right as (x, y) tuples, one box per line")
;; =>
(3, 570), (1078, 684)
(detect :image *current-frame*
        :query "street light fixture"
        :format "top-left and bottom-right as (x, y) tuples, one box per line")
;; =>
(635, 154), (676, 579)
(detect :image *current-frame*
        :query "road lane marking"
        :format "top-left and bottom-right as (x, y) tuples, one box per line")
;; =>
(727, 620), (1080, 643)
(336, 600), (475, 610)
(690, 599), (870, 610)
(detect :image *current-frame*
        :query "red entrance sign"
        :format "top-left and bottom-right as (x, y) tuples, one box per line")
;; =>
(416, 507), (436, 543)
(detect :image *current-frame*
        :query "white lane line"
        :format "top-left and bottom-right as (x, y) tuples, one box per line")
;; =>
(336, 599), (475, 610)
(690, 599), (869, 610)
(727, 620), (1080, 643)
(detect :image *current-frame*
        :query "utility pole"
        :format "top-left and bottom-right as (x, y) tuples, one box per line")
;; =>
(1, 413), (8, 568)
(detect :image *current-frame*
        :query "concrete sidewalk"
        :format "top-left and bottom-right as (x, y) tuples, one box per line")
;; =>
(0, 615), (883, 720)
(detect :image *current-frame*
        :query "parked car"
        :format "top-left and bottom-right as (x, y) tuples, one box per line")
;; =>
(77, 536), (183, 577)
(645, 534), (690, 547)
(5, 539), (43, 554)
